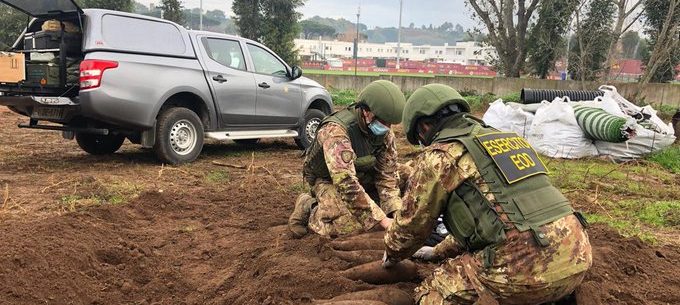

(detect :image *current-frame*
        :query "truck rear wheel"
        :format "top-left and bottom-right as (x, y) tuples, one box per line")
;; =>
(76, 133), (125, 155)
(154, 107), (204, 165)
(295, 109), (326, 150)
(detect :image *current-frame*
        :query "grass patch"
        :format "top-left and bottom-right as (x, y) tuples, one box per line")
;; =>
(638, 200), (680, 227)
(330, 89), (357, 106)
(646, 145), (680, 174)
(57, 178), (143, 212)
(206, 170), (231, 183)
(585, 213), (657, 243)
(546, 157), (679, 243)
(329, 88), (517, 114)
(652, 104), (678, 121)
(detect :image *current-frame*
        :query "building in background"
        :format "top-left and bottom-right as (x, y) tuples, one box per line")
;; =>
(295, 39), (493, 65)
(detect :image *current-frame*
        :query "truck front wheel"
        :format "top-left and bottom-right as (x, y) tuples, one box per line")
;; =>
(76, 133), (125, 155)
(295, 109), (325, 150)
(154, 107), (204, 165)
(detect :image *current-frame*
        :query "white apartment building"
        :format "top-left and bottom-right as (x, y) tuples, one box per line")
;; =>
(295, 39), (494, 65)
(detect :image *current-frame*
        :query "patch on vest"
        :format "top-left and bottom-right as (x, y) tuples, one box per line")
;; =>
(476, 132), (548, 184)
(340, 150), (354, 163)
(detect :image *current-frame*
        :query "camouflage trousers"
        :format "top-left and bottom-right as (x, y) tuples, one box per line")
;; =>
(415, 252), (587, 305)
(307, 181), (372, 237)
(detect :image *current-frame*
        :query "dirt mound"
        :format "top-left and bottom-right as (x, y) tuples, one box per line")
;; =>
(0, 190), (677, 305)
(576, 224), (680, 305)
(0, 190), (416, 305)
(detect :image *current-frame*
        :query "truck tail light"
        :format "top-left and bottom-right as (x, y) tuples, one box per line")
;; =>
(79, 60), (118, 90)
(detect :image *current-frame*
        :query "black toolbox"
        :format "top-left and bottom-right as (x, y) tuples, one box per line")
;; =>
(24, 31), (81, 55)
(24, 63), (61, 88)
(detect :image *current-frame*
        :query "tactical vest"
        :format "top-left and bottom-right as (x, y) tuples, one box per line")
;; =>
(433, 115), (574, 252)
(304, 107), (387, 182)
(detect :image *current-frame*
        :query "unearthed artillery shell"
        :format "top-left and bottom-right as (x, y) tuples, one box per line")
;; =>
(330, 239), (385, 251)
(327, 287), (414, 305)
(315, 301), (388, 305)
(331, 250), (383, 265)
(339, 260), (417, 284)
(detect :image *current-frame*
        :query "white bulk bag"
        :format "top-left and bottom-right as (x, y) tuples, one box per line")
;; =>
(482, 99), (535, 138)
(527, 97), (598, 159)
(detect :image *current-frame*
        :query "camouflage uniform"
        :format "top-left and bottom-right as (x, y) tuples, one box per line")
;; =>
(385, 141), (593, 305)
(305, 120), (402, 237)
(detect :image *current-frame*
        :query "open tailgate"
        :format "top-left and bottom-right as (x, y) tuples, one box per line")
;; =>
(0, 0), (82, 18)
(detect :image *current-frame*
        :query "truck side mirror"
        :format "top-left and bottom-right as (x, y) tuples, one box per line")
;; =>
(289, 65), (303, 80)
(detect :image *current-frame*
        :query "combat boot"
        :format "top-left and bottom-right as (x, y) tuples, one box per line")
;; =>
(288, 193), (315, 238)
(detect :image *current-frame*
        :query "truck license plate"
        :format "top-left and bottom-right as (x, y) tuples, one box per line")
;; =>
(32, 107), (64, 120)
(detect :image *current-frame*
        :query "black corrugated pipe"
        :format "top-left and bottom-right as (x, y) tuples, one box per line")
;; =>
(520, 88), (604, 104)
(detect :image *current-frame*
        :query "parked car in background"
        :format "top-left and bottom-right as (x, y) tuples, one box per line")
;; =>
(0, 0), (333, 164)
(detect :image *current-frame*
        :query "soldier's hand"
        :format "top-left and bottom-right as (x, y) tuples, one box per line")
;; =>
(412, 246), (435, 261)
(379, 217), (393, 230)
(381, 251), (399, 268)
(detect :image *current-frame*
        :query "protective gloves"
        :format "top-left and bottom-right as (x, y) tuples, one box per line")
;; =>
(412, 246), (436, 261)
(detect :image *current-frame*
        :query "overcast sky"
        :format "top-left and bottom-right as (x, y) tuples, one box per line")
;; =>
(137, 0), (477, 29)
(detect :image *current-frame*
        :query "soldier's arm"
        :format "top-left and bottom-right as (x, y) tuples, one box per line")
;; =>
(319, 123), (386, 231)
(373, 130), (402, 216)
(384, 150), (450, 261)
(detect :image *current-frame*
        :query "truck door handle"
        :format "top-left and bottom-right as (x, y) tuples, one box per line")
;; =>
(212, 75), (227, 83)
(258, 82), (271, 89)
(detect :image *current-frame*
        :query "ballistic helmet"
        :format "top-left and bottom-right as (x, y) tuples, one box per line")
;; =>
(356, 80), (406, 124)
(402, 84), (470, 145)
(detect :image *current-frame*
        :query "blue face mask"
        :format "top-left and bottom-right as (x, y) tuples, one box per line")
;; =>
(368, 119), (390, 136)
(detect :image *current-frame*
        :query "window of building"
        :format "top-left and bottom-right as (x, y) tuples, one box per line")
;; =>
(419, 49), (425, 54)
(457, 50), (462, 55)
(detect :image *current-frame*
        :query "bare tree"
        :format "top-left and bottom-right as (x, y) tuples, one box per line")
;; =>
(467, 0), (540, 77)
(640, 0), (680, 84)
(602, 0), (644, 80)
(569, 0), (616, 82)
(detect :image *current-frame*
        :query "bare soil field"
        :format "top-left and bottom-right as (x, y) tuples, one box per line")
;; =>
(0, 107), (678, 305)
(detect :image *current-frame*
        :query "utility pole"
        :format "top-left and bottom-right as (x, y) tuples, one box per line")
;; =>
(199, 0), (203, 30)
(355, 5), (360, 78)
(396, 0), (403, 69)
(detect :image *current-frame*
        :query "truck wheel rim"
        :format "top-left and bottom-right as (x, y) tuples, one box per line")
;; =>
(170, 119), (197, 156)
(305, 118), (321, 143)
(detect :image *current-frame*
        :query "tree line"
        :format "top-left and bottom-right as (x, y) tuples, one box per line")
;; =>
(469, 0), (679, 83)
(0, 0), (677, 84)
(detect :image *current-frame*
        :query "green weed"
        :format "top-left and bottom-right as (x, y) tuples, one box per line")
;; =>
(647, 146), (680, 174)
(206, 170), (231, 183)
(330, 89), (358, 106)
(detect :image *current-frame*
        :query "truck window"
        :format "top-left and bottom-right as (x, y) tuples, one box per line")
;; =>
(102, 14), (186, 55)
(246, 44), (287, 77)
(202, 38), (246, 71)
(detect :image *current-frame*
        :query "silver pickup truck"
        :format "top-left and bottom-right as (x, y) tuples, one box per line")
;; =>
(0, 0), (332, 164)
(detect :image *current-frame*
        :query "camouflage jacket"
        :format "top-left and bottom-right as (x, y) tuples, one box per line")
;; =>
(311, 122), (401, 230)
(385, 141), (591, 282)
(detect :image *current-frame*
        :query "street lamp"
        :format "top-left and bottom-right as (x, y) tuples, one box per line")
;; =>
(355, 5), (360, 78)
(199, 0), (203, 30)
(396, 0), (403, 69)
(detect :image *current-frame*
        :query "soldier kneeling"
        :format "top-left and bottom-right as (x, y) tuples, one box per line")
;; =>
(289, 80), (406, 238)
(383, 84), (592, 305)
